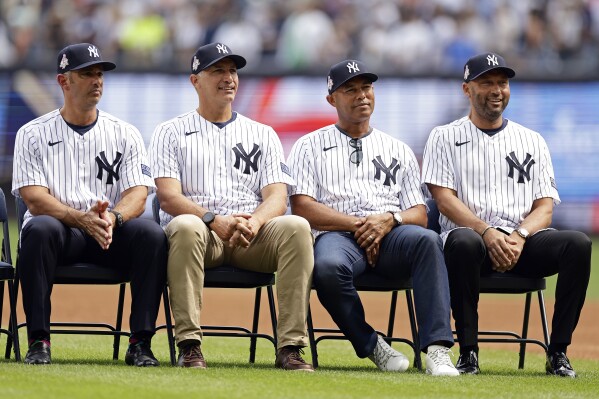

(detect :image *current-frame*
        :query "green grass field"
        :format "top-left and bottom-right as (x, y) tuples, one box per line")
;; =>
(1, 334), (598, 399)
(1, 228), (598, 398)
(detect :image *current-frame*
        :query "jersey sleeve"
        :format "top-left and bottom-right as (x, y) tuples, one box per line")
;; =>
(149, 121), (180, 180)
(398, 144), (425, 209)
(11, 126), (48, 197)
(536, 137), (561, 205)
(287, 136), (317, 199)
(118, 125), (155, 191)
(421, 127), (455, 190)
(259, 127), (295, 188)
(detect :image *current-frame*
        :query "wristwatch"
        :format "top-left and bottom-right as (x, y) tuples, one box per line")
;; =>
(516, 227), (530, 240)
(110, 210), (124, 229)
(202, 211), (216, 229)
(389, 211), (403, 227)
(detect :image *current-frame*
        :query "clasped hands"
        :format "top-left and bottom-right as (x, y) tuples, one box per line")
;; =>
(482, 228), (525, 272)
(354, 213), (394, 267)
(79, 200), (113, 250)
(212, 214), (261, 249)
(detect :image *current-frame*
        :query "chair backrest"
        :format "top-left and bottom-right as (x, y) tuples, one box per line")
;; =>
(0, 188), (13, 265)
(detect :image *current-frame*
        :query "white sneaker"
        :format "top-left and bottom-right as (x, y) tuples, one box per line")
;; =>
(368, 335), (409, 372)
(425, 345), (460, 376)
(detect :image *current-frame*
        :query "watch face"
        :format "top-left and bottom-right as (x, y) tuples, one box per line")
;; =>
(518, 228), (529, 238)
(202, 212), (215, 225)
(394, 212), (403, 226)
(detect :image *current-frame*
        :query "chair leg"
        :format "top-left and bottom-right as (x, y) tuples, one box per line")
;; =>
(8, 280), (21, 361)
(405, 290), (421, 370)
(518, 293), (533, 369)
(537, 291), (550, 348)
(386, 291), (398, 343)
(267, 285), (277, 348)
(162, 286), (176, 366)
(113, 283), (126, 361)
(248, 287), (262, 363)
(306, 305), (318, 368)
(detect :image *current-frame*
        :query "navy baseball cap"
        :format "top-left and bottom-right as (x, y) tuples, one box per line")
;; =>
(56, 43), (116, 74)
(191, 43), (247, 74)
(463, 52), (515, 82)
(327, 60), (378, 94)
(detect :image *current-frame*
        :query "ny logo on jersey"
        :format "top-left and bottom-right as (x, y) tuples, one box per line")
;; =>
(233, 143), (261, 174)
(88, 45), (100, 58)
(372, 156), (400, 187)
(95, 151), (123, 185)
(505, 151), (535, 183)
(216, 44), (229, 54)
(346, 61), (360, 74)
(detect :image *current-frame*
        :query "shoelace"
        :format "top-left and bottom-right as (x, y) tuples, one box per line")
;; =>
(184, 346), (204, 361)
(553, 353), (572, 370)
(428, 347), (454, 367)
(286, 348), (307, 364)
(371, 340), (399, 366)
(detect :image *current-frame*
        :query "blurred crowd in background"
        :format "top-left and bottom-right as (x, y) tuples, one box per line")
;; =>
(1, 0), (599, 78)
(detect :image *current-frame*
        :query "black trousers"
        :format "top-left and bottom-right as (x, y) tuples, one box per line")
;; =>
(443, 228), (591, 353)
(18, 215), (168, 341)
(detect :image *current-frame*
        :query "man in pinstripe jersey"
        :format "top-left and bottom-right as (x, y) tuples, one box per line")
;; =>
(287, 60), (459, 376)
(422, 53), (591, 377)
(149, 43), (314, 371)
(12, 43), (167, 366)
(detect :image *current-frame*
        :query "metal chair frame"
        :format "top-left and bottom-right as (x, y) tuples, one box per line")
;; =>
(0, 188), (21, 361)
(307, 274), (421, 370)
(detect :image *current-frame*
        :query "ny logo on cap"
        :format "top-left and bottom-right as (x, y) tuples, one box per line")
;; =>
(486, 54), (498, 66)
(464, 65), (470, 80)
(327, 76), (333, 91)
(88, 45), (100, 58)
(216, 44), (229, 54)
(192, 56), (200, 71)
(346, 61), (360, 74)
(59, 54), (69, 70)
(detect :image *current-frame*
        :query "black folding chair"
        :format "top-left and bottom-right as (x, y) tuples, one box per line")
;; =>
(12, 196), (175, 365)
(426, 199), (549, 368)
(306, 274), (421, 369)
(0, 188), (21, 361)
(152, 195), (278, 363)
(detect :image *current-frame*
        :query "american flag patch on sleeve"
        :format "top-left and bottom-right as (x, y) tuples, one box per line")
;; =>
(141, 164), (152, 177)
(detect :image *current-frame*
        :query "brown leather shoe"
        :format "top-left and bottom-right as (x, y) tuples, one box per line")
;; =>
(275, 346), (314, 371)
(177, 343), (207, 369)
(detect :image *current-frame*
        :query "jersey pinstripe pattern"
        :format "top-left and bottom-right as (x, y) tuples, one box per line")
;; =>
(287, 124), (424, 236)
(12, 109), (154, 227)
(149, 110), (294, 227)
(421, 116), (560, 240)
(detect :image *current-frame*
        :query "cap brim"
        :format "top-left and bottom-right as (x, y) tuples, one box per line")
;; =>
(330, 72), (379, 94)
(468, 66), (515, 82)
(70, 60), (117, 72)
(200, 54), (247, 72)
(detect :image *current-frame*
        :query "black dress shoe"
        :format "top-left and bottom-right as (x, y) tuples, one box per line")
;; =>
(456, 350), (480, 374)
(546, 352), (576, 378)
(25, 340), (51, 365)
(125, 341), (159, 367)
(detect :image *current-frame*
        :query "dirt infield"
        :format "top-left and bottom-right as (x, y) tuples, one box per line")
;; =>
(3, 286), (598, 360)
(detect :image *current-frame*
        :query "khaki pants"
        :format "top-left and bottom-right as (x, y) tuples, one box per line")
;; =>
(165, 214), (314, 349)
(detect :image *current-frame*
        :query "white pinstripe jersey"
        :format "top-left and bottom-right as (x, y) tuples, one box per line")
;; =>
(149, 110), (294, 227)
(287, 124), (424, 236)
(12, 109), (154, 227)
(421, 116), (560, 240)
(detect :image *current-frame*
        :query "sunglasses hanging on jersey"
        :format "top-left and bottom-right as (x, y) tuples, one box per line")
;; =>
(349, 138), (363, 166)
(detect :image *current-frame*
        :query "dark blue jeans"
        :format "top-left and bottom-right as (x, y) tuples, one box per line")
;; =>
(18, 215), (168, 341)
(313, 225), (454, 358)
